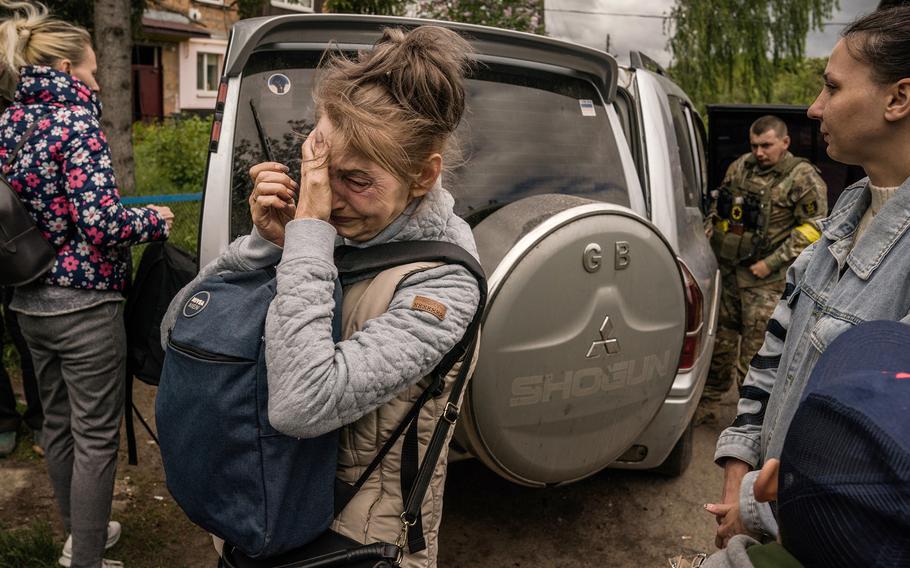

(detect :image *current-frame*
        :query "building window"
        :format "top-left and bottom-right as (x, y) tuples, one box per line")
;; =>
(180, 39), (227, 110)
(271, 0), (315, 12)
(196, 52), (221, 94)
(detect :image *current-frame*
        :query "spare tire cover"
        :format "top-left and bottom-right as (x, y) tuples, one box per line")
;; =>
(456, 194), (686, 486)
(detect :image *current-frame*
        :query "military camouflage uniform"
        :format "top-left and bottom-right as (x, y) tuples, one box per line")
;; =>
(702, 152), (827, 405)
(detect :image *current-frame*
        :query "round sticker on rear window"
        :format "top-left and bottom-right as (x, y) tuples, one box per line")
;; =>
(267, 73), (291, 96)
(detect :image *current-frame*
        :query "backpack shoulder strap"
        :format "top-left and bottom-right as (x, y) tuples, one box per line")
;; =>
(334, 240), (483, 289)
(4, 111), (52, 169)
(331, 241), (488, 531)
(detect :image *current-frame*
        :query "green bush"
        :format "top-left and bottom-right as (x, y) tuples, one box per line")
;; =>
(133, 115), (212, 196)
(138, 199), (202, 260)
(132, 115), (211, 259)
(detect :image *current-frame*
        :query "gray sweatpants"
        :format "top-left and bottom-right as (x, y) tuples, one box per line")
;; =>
(18, 301), (125, 568)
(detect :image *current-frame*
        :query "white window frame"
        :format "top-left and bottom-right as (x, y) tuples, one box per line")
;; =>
(270, 0), (315, 12)
(179, 38), (227, 111)
(196, 51), (222, 96)
(683, 107), (705, 194)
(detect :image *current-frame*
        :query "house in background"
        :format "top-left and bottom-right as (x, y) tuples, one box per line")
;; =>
(134, 0), (324, 121)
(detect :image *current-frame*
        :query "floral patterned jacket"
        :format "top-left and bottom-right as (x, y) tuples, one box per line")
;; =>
(0, 66), (167, 292)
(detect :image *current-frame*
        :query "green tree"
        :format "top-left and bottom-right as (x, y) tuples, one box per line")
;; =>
(667, 0), (837, 106)
(417, 0), (544, 34)
(324, 0), (409, 15)
(36, 0), (146, 36)
(36, 0), (93, 30)
(671, 56), (828, 114)
(234, 0), (271, 19)
(771, 57), (827, 106)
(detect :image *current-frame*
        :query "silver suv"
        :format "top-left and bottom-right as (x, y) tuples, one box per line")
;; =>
(198, 15), (719, 484)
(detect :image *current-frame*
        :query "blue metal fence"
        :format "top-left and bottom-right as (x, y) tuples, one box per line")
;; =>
(120, 192), (202, 205)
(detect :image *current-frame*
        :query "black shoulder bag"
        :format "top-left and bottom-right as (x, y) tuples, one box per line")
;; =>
(222, 240), (488, 568)
(0, 114), (56, 286)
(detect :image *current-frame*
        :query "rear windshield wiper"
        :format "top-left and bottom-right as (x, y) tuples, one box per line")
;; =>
(249, 99), (275, 162)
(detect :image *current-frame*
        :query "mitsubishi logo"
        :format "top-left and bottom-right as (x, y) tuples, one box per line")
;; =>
(585, 315), (621, 359)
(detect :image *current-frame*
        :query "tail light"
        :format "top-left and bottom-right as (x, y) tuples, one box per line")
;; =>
(215, 79), (228, 111)
(209, 77), (229, 153)
(677, 259), (705, 372)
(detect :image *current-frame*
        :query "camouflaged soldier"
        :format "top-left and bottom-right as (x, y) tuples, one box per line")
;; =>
(698, 116), (827, 422)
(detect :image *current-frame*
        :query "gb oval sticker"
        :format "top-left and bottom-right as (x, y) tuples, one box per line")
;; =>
(183, 291), (211, 318)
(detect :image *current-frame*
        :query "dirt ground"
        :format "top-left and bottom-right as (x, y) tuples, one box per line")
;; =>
(0, 379), (218, 568)
(1, 375), (734, 567)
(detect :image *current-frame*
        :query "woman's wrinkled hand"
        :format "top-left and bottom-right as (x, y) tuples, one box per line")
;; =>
(294, 129), (332, 222)
(248, 162), (298, 247)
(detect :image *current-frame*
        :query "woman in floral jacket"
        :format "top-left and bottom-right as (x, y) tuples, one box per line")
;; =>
(0, 2), (172, 566)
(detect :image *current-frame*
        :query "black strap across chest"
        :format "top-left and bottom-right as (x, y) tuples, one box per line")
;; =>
(332, 240), (487, 554)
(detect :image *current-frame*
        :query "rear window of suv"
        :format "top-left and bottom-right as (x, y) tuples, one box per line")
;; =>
(228, 51), (629, 239)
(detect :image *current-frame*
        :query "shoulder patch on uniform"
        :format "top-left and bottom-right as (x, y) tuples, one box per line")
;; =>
(804, 200), (818, 216)
(412, 296), (447, 321)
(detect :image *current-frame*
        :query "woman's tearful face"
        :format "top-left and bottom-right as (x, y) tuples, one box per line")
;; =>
(313, 116), (416, 242)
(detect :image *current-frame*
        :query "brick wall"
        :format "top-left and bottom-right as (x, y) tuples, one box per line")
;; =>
(150, 0), (239, 38)
(143, 0), (240, 114)
(161, 44), (180, 116)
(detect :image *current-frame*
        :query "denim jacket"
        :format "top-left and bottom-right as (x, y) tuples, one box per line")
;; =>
(714, 175), (910, 537)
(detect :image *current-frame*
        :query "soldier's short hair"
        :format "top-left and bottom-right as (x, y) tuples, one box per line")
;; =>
(750, 115), (788, 139)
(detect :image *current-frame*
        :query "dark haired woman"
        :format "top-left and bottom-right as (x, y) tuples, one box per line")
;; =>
(709, 5), (910, 548)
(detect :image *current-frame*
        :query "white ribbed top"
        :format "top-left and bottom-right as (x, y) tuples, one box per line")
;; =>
(851, 183), (901, 251)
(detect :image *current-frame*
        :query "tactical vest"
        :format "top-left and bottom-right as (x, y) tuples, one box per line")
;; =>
(710, 154), (809, 264)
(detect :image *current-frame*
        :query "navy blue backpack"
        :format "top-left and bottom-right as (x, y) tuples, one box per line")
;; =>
(156, 266), (342, 559)
(156, 241), (486, 563)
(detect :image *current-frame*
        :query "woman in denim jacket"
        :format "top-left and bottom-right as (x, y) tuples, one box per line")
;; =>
(708, 5), (910, 547)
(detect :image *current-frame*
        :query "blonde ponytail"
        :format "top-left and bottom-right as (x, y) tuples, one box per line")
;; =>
(0, 0), (91, 81)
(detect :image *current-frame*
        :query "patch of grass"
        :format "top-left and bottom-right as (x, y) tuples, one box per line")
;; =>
(8, 417), (42, 462)
(113, 501), (177, 565)
(0, 520), (58, 568)
(3, 342), (21, 375)
(109, 467), (216, 567)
